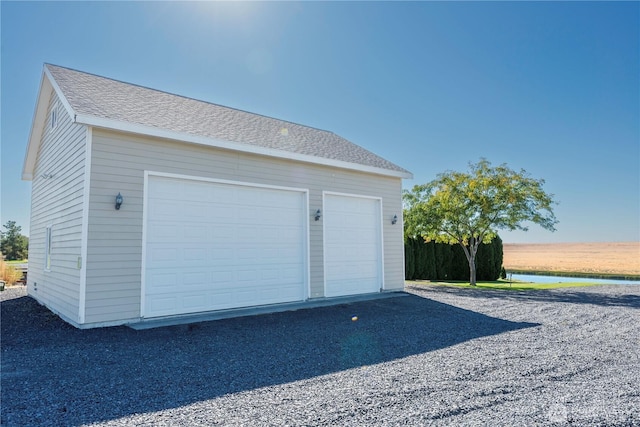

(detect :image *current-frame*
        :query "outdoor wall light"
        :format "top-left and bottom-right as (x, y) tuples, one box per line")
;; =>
(315, 209), (322, 221)
(115, 193), (123, 210)
(392, 214), (398, 225)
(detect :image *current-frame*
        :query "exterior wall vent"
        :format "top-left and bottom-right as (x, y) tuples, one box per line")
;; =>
(51, 108), (57, 129)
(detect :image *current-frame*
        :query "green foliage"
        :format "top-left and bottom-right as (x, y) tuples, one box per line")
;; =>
(409, 238), (437, 280)
(475, 236), (503, 281)
(422, 240), (437, 279)
(414, 239), (426, 279)
(433, 241), (452, 280)
(0, 221), (29, 261)
(450, 244), (468, 280)
(407, 280), (603, 291)
(493, 235), (504, 280)
(404, 239), (415, 280)
(404, 236), (504, 281)
(404, 159), (557, 285)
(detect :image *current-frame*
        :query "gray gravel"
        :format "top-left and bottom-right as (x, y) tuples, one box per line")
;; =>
(2, 283), (639, 426)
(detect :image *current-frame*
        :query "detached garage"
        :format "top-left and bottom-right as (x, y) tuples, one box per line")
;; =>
(22, 64), (413, 328)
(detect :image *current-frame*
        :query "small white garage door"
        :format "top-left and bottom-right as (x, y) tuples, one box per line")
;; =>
(324, 193), (383, 297)
(143, 175), (307, 318)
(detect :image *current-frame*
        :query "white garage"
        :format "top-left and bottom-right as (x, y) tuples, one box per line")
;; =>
(142, 174), (308, 318)
(24, 64), (412, 328)
(323, 193), (383, 297)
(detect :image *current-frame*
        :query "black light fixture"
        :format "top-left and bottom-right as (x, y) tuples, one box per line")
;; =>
(392, 214), (398, 225)
(115, 193), (123, 210)
(315, 209), (322, 221)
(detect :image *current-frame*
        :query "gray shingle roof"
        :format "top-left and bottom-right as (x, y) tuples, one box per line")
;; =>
(46, 64), (411, 176)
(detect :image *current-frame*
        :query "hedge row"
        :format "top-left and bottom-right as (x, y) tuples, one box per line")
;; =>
(405, 235), (504, 281)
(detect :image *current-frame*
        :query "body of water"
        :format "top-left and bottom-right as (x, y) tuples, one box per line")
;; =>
(509, 274), (639, 285)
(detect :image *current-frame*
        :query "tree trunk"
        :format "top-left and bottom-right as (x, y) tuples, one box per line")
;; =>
(468, 254), (477, 286)
(459, 237), (480, 286)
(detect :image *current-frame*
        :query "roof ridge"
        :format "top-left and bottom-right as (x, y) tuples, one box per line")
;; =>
(44, 63), (339, 136)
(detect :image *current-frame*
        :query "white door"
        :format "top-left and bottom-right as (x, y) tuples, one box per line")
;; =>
(143, 175), (307, 318)
(324, 193), (382, 297)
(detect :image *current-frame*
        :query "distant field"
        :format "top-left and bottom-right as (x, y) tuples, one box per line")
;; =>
(503, 242), (640, 275)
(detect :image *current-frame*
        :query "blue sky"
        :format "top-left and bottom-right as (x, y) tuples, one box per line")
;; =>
(1, 1), (638, 243)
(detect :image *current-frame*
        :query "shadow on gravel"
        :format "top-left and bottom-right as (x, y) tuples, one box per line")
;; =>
(1, 290), (536, 426)
(407, 284), (640, 309)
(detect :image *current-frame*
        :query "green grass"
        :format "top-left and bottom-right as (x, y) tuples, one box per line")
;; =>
(406, 279), (604, 291)
(5, 260), (27, 265)
(506, 269), (640, 281)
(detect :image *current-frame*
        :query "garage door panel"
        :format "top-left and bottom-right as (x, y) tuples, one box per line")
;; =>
(147, 272), (178, 289)
(149, 179), (181, 197)
(147, 247), (179, 265)
(183, 248), (207, 263)
(211, 184), (235, 199)
(183, 294), (207, 311)
(179, 202), (209, 219)
(147, 223), (180, 241)
(144, 176), (307, 318)
(148, 296), (177, 313)
(184, 271), (209, 286)
(183, 225), (207, 241)
(212, 227), (234, 240)
(238, 208), (259, 222)
(261, 268), (281, 281)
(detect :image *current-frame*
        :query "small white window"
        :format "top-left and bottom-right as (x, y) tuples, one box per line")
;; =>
(51, 109), (57, 129)
(45, 226), (52, 271)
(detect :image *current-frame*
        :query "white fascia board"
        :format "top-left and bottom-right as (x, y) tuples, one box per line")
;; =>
(43, 65), (76, 120)
(22, 73), (52, 180)
(75, 114), (414, 180)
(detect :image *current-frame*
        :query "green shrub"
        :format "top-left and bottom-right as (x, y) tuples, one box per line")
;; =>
(405, 235), (505, 281)
(404, 239), (415, 280)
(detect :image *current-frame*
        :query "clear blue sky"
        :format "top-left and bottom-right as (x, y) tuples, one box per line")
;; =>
(1, 1), (638, 243)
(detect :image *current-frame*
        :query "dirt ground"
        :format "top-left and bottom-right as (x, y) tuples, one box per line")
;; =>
(503, 242), (640, 275)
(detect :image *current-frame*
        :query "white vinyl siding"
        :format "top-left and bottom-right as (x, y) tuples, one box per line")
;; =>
(84, 129), (405, 325)
(27, 92), (86, 324)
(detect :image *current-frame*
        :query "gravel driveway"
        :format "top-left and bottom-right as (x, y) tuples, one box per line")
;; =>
(2, 284), (639, 426)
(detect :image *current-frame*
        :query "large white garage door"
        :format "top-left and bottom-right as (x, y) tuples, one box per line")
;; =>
(143, 175), (307, 318)
(324, 193), (382, 297)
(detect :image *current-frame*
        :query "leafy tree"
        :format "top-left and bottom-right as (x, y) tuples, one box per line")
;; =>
(0, 221), (29, 261)
(404, 159), (557, 286)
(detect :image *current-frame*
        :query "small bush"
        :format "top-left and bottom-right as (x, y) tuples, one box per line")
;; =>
(0, 257), (23, 285)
